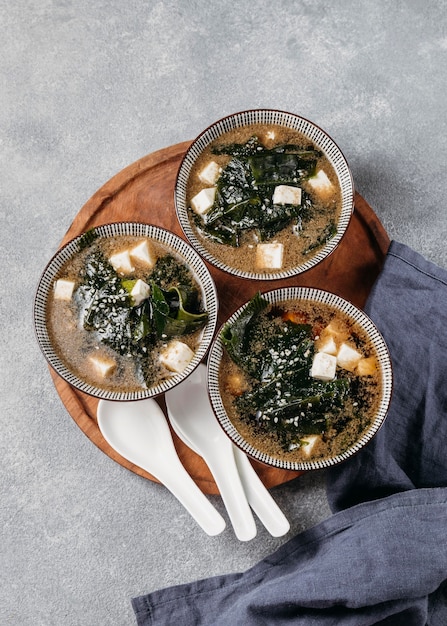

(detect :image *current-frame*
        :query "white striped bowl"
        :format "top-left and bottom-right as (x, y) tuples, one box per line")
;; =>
(175, 109), (354, 281)
(207, 287), (393, 471)
(34, 222), (218, 401)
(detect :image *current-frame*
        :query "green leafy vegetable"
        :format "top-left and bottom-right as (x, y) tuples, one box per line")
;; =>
(221, 293), (351, 451)
(75, 249), (207, 386)
(150, 283), (208, 338)
(192, 135), (329, 248)
(147, 254), (193, 290)
(248, 153), (317, 185)
(221, 292), (269, 368)
(303, 220), (338, 255)
(78, 228), (99, 251)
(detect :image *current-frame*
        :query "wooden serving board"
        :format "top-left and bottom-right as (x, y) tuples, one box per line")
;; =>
(50, 140), (390, 495)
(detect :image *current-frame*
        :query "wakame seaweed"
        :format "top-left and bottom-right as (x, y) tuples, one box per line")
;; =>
(221, 293), (351, 452)
(193, 136), (326, 247)
(78, 228), (99, 251)
(76, 250), (207, 385)
(303, 220), (338, 255)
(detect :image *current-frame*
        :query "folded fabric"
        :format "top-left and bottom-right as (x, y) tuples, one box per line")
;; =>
(132, 488), (447, 625)
(327, 240), (447, 510)
(132, 241), (447, 626)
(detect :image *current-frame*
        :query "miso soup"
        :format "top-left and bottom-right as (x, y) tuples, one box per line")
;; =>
(186, 123), (342, 274)
(47, 233), (209, 393)
(218, 293), (382, 463)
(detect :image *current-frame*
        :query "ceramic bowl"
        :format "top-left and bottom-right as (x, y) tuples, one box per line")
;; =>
(175, 109), (354, 281)
(207, 286), (393, 471)
(34, 222), (218, 401)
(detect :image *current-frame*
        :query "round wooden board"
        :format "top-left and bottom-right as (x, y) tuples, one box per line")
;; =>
(49, 140), (390, 495)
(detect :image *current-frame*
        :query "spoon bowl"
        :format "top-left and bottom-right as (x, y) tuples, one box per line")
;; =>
(97, 398), (226, 536)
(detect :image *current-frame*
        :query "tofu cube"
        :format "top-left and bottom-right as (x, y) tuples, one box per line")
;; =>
(130, 279), (150, 306)
(337, 343), (362, 372)
(53, 278), (75, 301)
(129, 240), (156, 268)
(272, 185), (302, 206)
(198, 161), (221, 185)
(159, 340), (194, 373)
(307, 170), (334, 198)
(190, 187), (216, 216)
(300, 435), (321, 458)
(89, 354), (116, 378)
(255, 242), (284, 270)
(356, 356), (378, 377)
(310, 352), (337, 381)
(109, 250), (135, 274)
(320, 320), (348, 343)
(316, 334), (338, 356)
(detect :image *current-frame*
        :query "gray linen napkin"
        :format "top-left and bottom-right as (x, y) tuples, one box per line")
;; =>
(132, 241), (447, 626)
(327, 240), (447, 510)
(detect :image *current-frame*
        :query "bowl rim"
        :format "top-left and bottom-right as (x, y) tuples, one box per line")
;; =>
(175, 108), (355, 281)
(206, 285), (393, 471)
(33, 221), (219, 401)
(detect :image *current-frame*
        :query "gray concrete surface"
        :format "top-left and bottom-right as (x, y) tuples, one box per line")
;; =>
(2, 1), (447, 624)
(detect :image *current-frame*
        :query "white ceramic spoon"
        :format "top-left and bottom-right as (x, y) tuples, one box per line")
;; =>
(97, 398), (226, 537)
(166, 365), (290, 539)
(166, 366), (257, 541)
(232, 448), (290, 537)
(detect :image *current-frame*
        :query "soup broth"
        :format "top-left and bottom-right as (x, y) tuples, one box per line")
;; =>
(218, 294), (382, 463)
(186, 123), (342, 274)
(47, 234), (208, 393)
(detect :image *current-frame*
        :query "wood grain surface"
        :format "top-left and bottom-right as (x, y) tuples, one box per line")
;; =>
(49, 140), (391, 494)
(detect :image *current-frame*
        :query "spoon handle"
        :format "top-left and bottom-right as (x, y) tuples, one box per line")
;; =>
(205, 447), (257, 542)
(151, 455), (226, 537)
(233, 448), (290, 537)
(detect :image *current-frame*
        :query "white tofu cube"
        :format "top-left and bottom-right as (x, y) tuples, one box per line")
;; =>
(255, 242), (284, 270)
(337, 343), (362, 372)
(129, 240), (156, 268)
(159, 340), (195, 373)
(190, 187), (216, 215)
(272, 185), (302, 206)
(130, 279), (151, 306)
(89, 354), (116, 378)
(53, 278), (75, 301)
(300, 435), (321, 458)
(316, 335), (338, 356)
(310, 352), (337, 381)
(356, 356), (378, 377)
(307, 170), (334, 198)
(198, 161), (221, 185)
(109, 250), (135, 274)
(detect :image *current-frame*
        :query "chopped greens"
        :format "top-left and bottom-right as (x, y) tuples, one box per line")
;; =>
(221, 293), (354, 452)
(75, 250), (207, 386)
(192, 136), (330, 247)
(78, 228), (99, 250)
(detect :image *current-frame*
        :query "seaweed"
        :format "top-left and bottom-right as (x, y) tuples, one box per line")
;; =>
(194, 136), (323, 247)
(221, 293), (352, 451)
(78, 228), (99, 251)
(303, 220), (338, 255)
(75, 249), (207, 385)
(220, 292), (269, 368)
(147, 254), (193, 290)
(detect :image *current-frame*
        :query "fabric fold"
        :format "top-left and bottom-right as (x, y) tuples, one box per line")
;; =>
(326, 241), (447, 511)
(132, 241), (447, 625)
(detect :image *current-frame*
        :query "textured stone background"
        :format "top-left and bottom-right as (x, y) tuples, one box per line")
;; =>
(2, 1), (446, 624)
